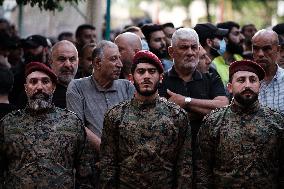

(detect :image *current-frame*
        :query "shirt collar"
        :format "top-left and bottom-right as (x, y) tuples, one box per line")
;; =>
(91, 76), (117, 92)
(131, 96), (160, 110)
(167, 66), (203, 81)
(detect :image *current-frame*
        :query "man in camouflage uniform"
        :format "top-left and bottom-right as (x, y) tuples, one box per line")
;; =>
(100, 50), (192, 188)
(196, 60), (284, 188)
(0, 62), (93, 188)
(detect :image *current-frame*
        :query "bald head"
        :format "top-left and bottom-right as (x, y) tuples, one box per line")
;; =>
(115, 32), (142, 50)
(50, 40), (79, 86)
(114, 32), (142, 78)
(252, 29), (279, 44)
(252, 29), (280, 79)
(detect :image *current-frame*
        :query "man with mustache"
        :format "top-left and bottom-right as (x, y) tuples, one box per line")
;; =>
(196, 59), (284, 188)
(50, 40), (79, 108)
(100, 50), (192, 188)
(159, 28), (228, 159)
(252, 29), (284, 114)
(0, 62), (93, 188)
(141, 24), (173, 71)
(66, 40), (135, 152)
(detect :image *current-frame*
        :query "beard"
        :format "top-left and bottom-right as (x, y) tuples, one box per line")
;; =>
(133, 79), (159, 97)
(58, 66), (77, 85)
(27, 92), (53, 111)
(150, 46), (167, 59)
(234, 88), (258, 107)
(226, 41), (243, 55)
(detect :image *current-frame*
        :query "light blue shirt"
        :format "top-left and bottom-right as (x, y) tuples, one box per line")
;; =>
(259, 65), (284, 114)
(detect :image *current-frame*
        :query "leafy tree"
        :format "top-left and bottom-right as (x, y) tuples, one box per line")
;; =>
(0, 0), (81, 11)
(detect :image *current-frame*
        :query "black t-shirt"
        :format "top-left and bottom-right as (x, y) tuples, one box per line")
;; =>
(158, 66), (226, 139)
(0, 103), (17, 119)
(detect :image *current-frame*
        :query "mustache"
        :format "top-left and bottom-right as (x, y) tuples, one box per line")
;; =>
(59, 66), (74, 74)
(142, 80), (153, 85)
(31, 91), (50, 100)
(240, 88), (256, 95)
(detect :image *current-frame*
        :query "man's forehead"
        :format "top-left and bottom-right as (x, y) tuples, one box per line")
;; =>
(150, 30), (165, 38)
(26, 71), (50, 80)
(136, 63), (156, 69)
(177, 38), (198, 45)
(233, 70), (258, 78)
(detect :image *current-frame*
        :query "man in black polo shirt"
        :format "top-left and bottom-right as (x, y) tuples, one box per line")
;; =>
(159, 27), (229, 145)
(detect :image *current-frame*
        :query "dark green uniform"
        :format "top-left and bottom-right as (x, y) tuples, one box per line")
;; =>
(0, 107), (93, 189)
(100, 97), (192, 189)
(196, 100), (284, 189)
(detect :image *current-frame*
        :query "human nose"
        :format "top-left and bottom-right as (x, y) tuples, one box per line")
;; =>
(116, 58), (123, 68)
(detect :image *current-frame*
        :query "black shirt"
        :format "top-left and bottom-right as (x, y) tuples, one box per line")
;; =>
(159, 66), (226, 138)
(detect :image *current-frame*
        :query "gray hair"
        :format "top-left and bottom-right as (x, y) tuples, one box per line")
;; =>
(92, 40), (117, 60)
(171, 28), (199, 46)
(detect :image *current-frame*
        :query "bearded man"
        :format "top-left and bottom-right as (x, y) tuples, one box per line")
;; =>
(100, 50), (192, 188)
(0, 62), (94, 188)
(196, 60), (284, 188)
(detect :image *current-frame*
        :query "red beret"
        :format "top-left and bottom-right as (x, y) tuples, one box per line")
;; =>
(25, 62), (57, 83)
(229, 59), (265, 81)
(132, 50), (164, 73)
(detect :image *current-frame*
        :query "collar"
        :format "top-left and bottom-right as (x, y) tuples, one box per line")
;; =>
(273, 65), (284, 81)
(91, 76), (117, 92)
(230, 99), (260, 115)
(25, 105), (55, 116)
(131, 96), (160, 110)
(167, 66), (203, 81)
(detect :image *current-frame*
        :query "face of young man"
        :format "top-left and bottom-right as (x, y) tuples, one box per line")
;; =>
(227, 70), (260, 106)
(131, 63), (162, 98)
(226, 26), (245, 55)
(25, 71), (56, 110)
(149, 30), (167, 59)
(77, 29), (96, 46)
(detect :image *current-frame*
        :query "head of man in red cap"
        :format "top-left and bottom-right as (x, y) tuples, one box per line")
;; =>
(130, 50), (163, 100)
(24, 62), (57, 111)
(228, 59), (265, 107)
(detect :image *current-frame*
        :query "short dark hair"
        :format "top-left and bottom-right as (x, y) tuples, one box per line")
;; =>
(58, 32), (73, 41)
(0, 67), (14, 95)
(141, 24), (163, 43)
(217, 21), (240, 36)
(241, 24), (256, 34)
(122, 26), (141, 34)
(162, 22), (175, 29)
(75, 24), (96, 38)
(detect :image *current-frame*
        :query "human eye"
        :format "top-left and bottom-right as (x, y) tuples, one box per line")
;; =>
(236, 77), (245, 83)
(249, 76), (258, 83)
(148, 68), (157, 74)
(42, 78), (51, 85)
(57, 56), (67, 62)
(69, 56), (77, 63)
(29, 78), (38, 85)
(136, 68), (146, 75)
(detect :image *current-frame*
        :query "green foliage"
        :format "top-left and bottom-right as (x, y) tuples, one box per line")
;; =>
(0, 0), (81, 11)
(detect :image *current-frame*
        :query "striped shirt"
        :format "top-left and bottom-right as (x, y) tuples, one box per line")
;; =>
(259, 66), (284, 114)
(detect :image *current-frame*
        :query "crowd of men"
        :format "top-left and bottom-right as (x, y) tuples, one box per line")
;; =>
(0, 17), (284, 188)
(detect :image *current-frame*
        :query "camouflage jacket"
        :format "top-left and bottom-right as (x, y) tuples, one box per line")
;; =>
(0, 106), (94, 189)
(196, 100), (284, 189)
(100, 97), (192, 189)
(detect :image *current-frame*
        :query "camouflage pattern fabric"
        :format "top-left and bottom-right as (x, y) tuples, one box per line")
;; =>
(196, 100), (284, 189)
(100, 97), (192, 189)
(0, 107), (94, 189)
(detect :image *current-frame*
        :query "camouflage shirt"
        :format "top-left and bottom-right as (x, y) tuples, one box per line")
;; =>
(196, 100), (284, 189)
(0, 106), (93, 189)
(100, 97), (192, 189)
